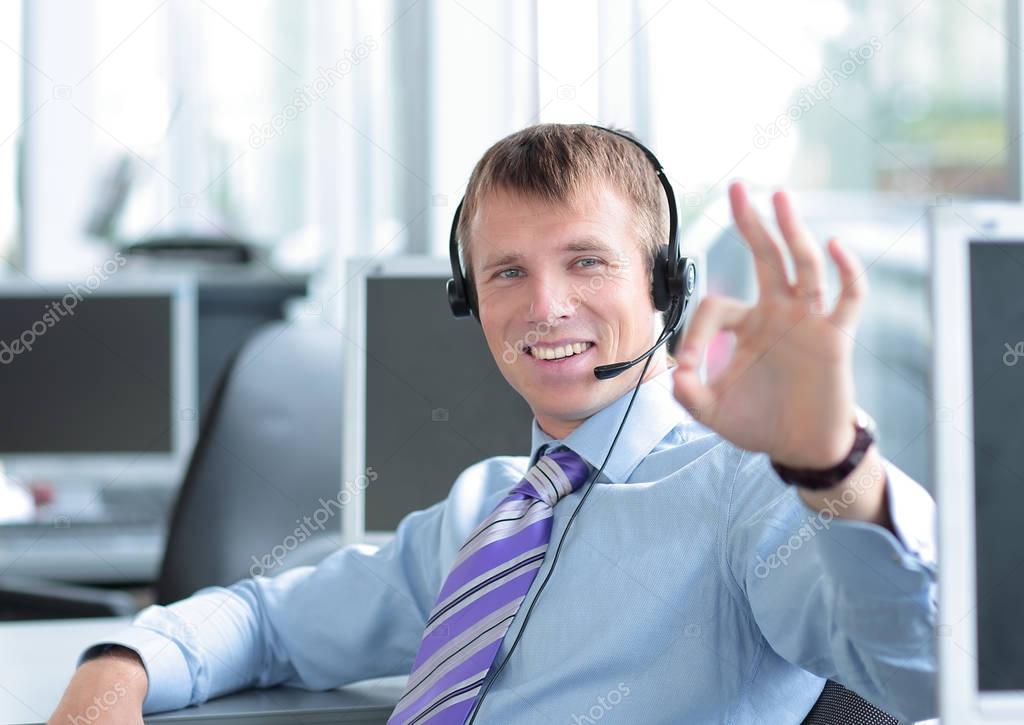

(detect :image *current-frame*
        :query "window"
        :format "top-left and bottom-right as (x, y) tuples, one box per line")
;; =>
(644, 0), (1007, 203)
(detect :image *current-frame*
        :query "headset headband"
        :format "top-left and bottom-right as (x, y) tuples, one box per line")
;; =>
(446, 125), (691, 328)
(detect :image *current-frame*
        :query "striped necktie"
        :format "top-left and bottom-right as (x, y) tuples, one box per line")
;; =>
(387, 447), (592, 725)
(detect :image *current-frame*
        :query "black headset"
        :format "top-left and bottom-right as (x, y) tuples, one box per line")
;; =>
(445, 125), (697, 376)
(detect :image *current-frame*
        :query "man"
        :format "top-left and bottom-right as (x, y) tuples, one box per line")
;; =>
(50, 124), (936, 724)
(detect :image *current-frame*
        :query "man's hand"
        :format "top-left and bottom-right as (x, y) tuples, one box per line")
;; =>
(673, 181), (863, 470)
(48, 646), (147, 725)
(671, 182), (893, 528)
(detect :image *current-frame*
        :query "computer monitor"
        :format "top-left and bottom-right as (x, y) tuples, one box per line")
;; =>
(342, 257), (534, 545)
(931, 203), (1024, 722)
(0, 277), (197, 486)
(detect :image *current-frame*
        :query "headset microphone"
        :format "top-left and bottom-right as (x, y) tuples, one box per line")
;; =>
(592, 266), (694, 380)
(592, 301), (678, 380)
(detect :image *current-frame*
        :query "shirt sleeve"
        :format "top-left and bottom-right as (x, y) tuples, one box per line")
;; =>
(79, 498), (447, 714)
(722, 449), (938, 723)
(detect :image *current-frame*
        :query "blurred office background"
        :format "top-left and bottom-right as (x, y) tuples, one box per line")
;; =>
(0, 0), (1011, 613)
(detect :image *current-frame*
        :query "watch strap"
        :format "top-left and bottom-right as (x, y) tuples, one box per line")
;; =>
(770, 422), (875, 490)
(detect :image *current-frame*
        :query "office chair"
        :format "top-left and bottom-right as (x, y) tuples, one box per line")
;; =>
(0, 319), (345, 616)
(801, 680), (902, 724)
(155, 318), (344, 603)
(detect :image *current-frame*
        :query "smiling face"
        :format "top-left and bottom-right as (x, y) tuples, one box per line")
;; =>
(468, 181), (666, 439)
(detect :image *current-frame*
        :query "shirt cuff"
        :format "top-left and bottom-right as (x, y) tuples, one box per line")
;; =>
(811, 457), (937, 595)
(79, 626), (193, 714)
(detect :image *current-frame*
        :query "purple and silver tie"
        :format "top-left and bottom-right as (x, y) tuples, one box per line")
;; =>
(387, 447), (591, 725)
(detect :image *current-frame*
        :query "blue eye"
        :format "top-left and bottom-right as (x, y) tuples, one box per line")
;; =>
(497, 268), (522, 279)
(577, 257), (601, 268)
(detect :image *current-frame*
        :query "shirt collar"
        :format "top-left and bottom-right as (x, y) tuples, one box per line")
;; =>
(528, 365), (690, 482)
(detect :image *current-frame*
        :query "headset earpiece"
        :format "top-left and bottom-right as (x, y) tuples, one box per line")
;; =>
(447, 278), (473, 319)
(446, 199), (479, 320)
(651, 244), (671, 312)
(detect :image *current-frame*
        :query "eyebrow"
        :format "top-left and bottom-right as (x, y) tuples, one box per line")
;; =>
(480, 237), (614, 274)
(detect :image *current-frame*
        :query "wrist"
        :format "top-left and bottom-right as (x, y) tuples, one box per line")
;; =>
(796, 443), (893, 528)
(771, 410), (877, 491)
(80, 646), (148, 702)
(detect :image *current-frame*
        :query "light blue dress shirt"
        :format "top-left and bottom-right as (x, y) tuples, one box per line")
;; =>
(83, 367), (937, 723)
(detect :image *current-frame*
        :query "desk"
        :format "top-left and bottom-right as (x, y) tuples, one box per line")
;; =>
(0, 617), (404, 724)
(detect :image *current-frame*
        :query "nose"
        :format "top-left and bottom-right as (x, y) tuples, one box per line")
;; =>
(526, 273), (575, 325)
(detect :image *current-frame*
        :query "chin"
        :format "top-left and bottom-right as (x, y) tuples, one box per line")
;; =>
(535, 393), (606, 423)
(498, 359), (616, 419)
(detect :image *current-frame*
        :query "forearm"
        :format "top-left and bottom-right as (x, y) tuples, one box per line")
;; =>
(735, 451), (938, 721)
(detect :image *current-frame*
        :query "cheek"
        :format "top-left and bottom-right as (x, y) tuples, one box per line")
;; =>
(599, 281), (654, 344)
(477, 287), (514, 326)
(599, 281), (645, 324)
(480, 321), (503, 356)
(480, 315), (516, 366)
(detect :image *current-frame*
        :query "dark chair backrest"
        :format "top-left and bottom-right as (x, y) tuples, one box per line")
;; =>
(155, 320), (344, 604)
(801, 679), (903, 725)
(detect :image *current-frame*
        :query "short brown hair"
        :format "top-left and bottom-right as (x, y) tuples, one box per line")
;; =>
(457, 124), (668, 288)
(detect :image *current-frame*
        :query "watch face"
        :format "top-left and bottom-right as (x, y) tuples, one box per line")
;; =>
(854, 405), (878, 438)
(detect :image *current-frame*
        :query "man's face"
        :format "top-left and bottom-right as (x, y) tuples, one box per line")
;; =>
(468, 181), (665, 438)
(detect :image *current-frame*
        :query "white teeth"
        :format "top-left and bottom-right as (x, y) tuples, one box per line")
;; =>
(529, 342), (592, 360)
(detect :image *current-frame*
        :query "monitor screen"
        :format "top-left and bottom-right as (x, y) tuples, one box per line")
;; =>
(363, 276), (534, 531)
(969, 241), (1024, 692)
(0, 293), (174, 455)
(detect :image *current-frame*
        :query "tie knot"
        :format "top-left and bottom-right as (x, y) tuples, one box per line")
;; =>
(513, 447), (591, 506)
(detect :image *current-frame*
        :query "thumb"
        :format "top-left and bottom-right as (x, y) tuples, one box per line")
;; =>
(672, 363), (715, 424)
